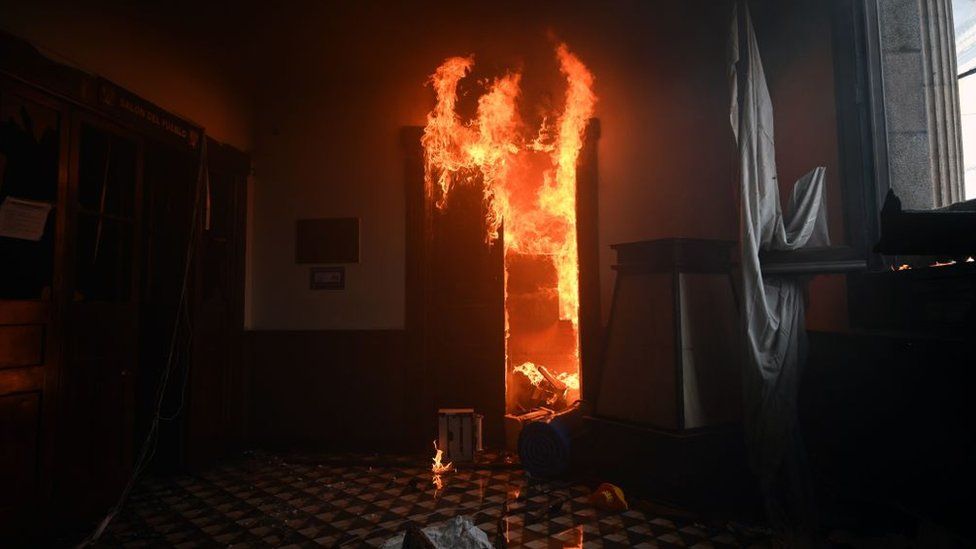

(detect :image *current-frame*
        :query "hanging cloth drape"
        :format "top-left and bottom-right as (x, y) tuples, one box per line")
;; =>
(728, 1), (828, 533)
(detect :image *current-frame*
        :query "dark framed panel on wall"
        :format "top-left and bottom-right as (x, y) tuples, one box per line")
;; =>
(295, 217), (360, 264)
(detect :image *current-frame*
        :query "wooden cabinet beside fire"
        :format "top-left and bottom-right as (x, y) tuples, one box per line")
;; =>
(0, 32), (248, 536)
(0, 77), (143, 529)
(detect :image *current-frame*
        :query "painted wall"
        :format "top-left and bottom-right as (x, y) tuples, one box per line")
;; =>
(247, 1), (735, 329)
(247, 0), (848, 331)
(0, 1), (849, 331)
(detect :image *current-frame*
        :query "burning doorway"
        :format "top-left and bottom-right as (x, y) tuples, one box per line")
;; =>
(403, 43), (601, 445)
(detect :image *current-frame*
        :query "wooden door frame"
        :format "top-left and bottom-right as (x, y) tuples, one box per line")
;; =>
(401, 121), (602, 443)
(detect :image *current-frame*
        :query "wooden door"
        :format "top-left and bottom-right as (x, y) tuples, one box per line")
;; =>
(137, 141), (197, 474)
(185, 140), (248, 470)
(53, 115), (141, 516)
(424, 179), (506, 446)
(0, 80), (67, 534)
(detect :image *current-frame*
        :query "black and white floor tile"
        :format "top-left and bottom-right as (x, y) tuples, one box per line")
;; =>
(97, 452), (771, 548)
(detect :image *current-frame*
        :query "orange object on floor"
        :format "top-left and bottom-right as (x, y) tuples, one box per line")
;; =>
(590, 482), (628, 511)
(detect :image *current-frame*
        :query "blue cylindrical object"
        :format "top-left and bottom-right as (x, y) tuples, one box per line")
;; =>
(517, 402), (588, 478)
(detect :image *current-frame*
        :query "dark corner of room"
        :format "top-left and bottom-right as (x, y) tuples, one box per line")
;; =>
(0, 0), (973, 547)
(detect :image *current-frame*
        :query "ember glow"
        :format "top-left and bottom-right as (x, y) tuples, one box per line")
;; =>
(513, 361), (580, 391)
(422, 43), (596, 412)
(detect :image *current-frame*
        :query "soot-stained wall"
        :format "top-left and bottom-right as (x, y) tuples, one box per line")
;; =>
(248, 0), (848, 331)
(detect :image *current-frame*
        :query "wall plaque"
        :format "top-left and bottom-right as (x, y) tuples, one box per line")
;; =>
(310, 266), (345, 290)
(95, 78), (202, 150)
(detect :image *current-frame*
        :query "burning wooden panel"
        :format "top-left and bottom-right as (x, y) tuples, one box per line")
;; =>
(420, 43), (595, 420)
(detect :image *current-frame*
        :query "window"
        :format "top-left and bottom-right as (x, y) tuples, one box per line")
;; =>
(954, 0), (976, 199)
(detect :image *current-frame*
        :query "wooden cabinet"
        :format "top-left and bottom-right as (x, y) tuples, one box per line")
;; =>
(0, 79), (68, 533)
(0, 31), (249, 536)
(596, 239), (741, 432)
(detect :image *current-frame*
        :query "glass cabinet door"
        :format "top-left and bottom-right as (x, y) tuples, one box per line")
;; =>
(0, 91), (60, 300)
(56, 116), (141, 509)
(73, 122), (138, 303)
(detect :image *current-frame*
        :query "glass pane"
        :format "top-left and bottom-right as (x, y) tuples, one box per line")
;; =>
(959, 75), (976, 199)
(0, 92), (60, 299)
(111, 135), (137, 218)
(77, 124), (108, 211)
(208, 173), (231, 238)
(956, 0), (976, 199)
(141, 143), (195, 305)
(75, 213), (132, 302)
(955, 0), (976, 76)
(78, 124), (136, 218)
(0, 93), (59, 202)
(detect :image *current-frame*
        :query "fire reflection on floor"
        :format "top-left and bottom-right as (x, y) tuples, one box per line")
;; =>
(97, 451), (765, 547)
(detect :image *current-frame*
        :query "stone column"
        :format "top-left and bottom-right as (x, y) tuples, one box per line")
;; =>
(878, 0), (964, 208)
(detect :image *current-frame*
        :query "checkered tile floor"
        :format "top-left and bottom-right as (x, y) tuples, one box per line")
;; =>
(97, 451), (772, 547)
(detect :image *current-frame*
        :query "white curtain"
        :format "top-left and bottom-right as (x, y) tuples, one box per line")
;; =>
(728, 1), (828, 534)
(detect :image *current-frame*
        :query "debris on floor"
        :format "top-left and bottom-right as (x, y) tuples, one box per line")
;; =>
(94, 450), (772, 547)
(382, 516), (492, 549)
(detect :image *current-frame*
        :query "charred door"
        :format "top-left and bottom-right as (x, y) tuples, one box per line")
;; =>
(423, 180), (506, 447)
(403, 123), (599, 448)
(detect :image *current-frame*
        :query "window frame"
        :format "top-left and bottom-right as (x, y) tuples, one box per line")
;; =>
(758, 0), (883, 275)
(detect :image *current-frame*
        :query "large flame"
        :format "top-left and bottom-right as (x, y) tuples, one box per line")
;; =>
(422, 43), (596, 411)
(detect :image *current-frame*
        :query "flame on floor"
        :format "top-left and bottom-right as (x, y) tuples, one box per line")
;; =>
(431, 440), (452, 492)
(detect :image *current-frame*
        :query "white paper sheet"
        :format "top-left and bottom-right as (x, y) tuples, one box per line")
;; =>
(0, 197), (53, 241)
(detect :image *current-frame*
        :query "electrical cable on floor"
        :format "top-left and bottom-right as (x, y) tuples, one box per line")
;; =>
(74, 136), (210, 548)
